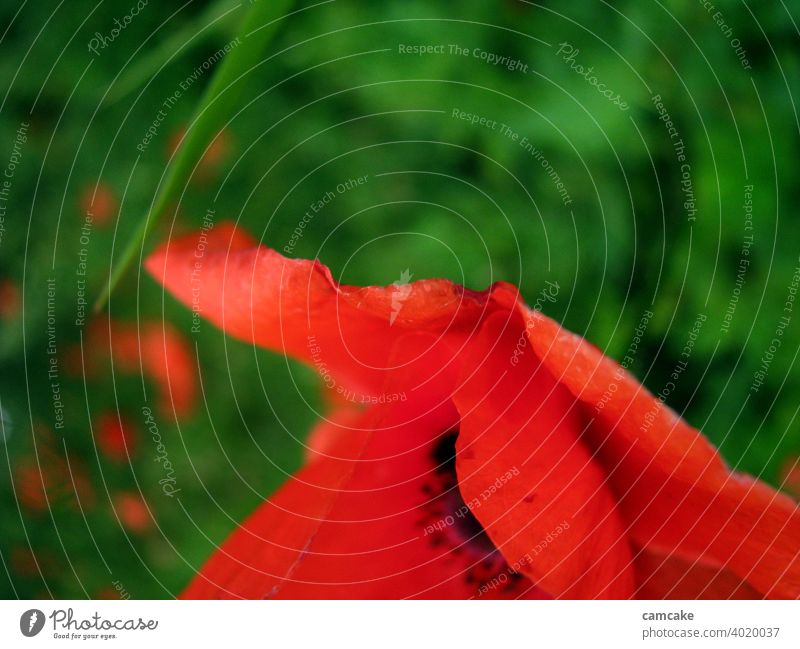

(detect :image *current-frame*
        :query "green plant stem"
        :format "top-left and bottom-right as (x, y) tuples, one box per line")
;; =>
(94, 0), (294, 312)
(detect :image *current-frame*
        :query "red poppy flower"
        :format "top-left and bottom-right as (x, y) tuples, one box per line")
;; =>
(113, 492), (152, 534)
(95, 412), (138, 461)
(15, 428), (95, 512)
(15, 462), (51, 511)
(10, 546), (56, 579)
(77, 318), (197, 418)
(0, 279), (20, 320)
(167, 127), (231, 180)
(146, 222), (800, 600)
(79, 182), (117, 226)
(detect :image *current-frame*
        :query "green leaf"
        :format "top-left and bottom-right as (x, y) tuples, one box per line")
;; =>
(94, 0), (294, 312)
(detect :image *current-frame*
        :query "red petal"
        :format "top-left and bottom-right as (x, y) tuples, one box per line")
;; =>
(183, 393), (549, 599)
(453, 312), (635, 599)
(146, 222), (519, 398)
(634, 547), (761, 599)
(304, 405), (365, 463)
(522, 309), (800, 599)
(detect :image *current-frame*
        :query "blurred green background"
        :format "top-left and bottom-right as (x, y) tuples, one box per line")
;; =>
(1, 0), (798, 598)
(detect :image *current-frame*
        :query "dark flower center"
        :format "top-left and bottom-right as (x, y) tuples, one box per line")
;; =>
(418, 428), (533, 597)
(429, 430), (496, 554)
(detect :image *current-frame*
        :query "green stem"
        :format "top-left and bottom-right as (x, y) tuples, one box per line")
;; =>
(94, 0), (294, 312)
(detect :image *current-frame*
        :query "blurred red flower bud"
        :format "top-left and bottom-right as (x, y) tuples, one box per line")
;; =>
(113, 492), (152, 534)
(0, 279), (20, 320)
(95, 412), (138, 461)
(79, 182), (117, 226)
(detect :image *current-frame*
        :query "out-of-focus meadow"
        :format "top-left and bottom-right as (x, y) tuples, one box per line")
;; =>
(0, 1), (798, 597)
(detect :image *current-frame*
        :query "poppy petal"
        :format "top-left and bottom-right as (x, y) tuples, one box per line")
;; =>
(304, 405), (364, 463)
(183, 391), (550, 599)
(146, 222), (519, 397)
(634, 547), (761, 599)
(452, 311), (635, 599)
(182, 411), (372, 599)
(521, 309), (800, 599)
